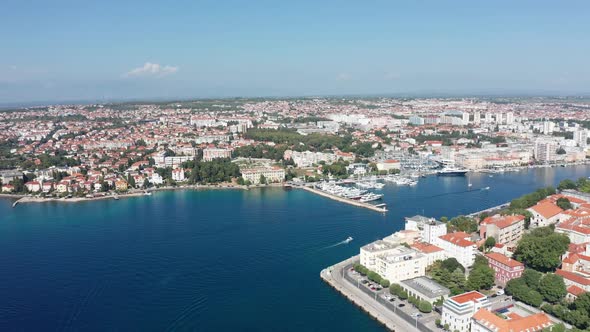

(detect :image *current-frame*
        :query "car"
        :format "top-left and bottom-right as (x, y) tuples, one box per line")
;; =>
(389, 298), (395, 302)
(491, 294), (498, 298)
(496, 290), (505, 296)
(398, 303), (405, 307)
(361, 280), (369, 284)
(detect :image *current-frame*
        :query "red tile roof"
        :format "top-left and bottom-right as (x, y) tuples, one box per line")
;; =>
(556, 269), (590, 286)
(439, 232), (475, 247)
(482, 214), (525, 229)
(568, 285), (586, 297)
(529, 201), (563, 219)
(485, 252), (524, 268)
(451, 291), (487, 304)
(472, 308), (552, 332)
(411, 242), (444, 254)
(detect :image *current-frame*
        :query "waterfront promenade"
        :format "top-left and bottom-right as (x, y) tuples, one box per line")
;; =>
(321, 255), (422, 332)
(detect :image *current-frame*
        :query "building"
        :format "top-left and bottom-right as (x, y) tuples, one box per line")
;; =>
(172, 168), (186, 182)
(527, 201), (565, 228)
(534, 139), (557, 163)
(203, 148), (232, 161)
(485, 252), (524, 286)
(360, 240), (399, 270)
(400, 276), (450, 304)
(574, 129), (588, 148)
(474, 111), (481, 124)
(442, 291), (490, 332)
(374, 246), (427, 283)
(411, 242), (446, 266)
(471, 308), (553, 332)
(405, 215), (447, 244)
(25, 181), (41, 192)
(0, 170), (24, 184)
(479, 214), (525, 249)
(434, 232), (477, 268)
(241, 167), (285, 185)
(115, 180), (128, 191)
(506, 112), (515, 125)
(409, 115), (425, 126)
(376, 160), (401, 172)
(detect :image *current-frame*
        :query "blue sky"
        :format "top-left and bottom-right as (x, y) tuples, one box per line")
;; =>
(1, 0), (589, 104)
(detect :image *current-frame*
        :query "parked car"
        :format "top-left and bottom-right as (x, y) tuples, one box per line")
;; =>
(398, 303), (405, 308)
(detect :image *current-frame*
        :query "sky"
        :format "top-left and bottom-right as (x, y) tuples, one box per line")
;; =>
(1, 0), (590, 105)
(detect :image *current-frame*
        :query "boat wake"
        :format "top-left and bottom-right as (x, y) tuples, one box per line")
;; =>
(321, 237), (354, 249)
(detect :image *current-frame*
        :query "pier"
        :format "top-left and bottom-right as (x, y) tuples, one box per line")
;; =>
(300, 186), (388, 213)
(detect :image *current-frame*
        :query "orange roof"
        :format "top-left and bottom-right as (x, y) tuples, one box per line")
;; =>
(439, 232), (475, 247)
(485, 252), (524, 268)
(472, 308), (552, 332)
(556, 269), (590, 286)
(568, 285), (586, 297)
(451, 291), (486, 304)
(482, 214), (525, 229)
(411, 242), (444, 254)
(529, 201), (563, 219)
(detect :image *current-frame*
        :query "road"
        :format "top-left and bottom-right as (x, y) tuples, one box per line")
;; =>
(321, 256), (425, 332)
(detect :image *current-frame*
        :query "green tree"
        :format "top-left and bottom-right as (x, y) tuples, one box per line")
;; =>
(466, 265), (495, 290)
(514, 227), (570, 272)
(539, 274), (567, 303)
(484, 237), (496, 250)
(522, 269), (543, 290)
(418, 301), (432, 313)
(441, 258), (465, 273)
(558, 179), (577, 191)
(259, 174), (267, 185)
(556, 197), (573, 210)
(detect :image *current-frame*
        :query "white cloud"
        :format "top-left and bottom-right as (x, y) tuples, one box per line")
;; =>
(123, 62), (179, 78)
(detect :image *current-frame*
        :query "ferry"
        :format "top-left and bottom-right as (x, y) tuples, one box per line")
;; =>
(436, 166), (468, 176)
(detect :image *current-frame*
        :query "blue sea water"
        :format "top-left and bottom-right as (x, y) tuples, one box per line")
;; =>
(1, 165), (590, 331)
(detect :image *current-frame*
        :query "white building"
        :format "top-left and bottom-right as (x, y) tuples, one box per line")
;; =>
(506, 112), (515, 125)
(574, 129), (588, 148)
(534, 139), (557, 162)
(442, 291), (490, 332)
(527, 201), (565, 228)
(241, 167), (285, 184)
(172, 168), (186, 182)
(150, 173), (164, 185)
(409, 115), (425, 126)
(203, 148), (232, 161)
(405, 215), (448, 244)
(360, 240), (427, 283)
(474, 111), (481, 125)
(433, 232), (476, 268)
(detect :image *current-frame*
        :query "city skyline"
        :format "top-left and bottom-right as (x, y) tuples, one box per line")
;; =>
(2, 0), (590, 104)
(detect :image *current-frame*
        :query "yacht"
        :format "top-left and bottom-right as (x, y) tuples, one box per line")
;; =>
(359, 193), (383, 202)
(436, 166), (468, 176)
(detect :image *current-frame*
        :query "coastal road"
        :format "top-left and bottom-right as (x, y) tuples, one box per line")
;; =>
(321, 256), (422, 332)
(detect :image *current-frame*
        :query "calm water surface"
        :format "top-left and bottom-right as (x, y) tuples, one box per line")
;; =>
(1, 166), (589, 331)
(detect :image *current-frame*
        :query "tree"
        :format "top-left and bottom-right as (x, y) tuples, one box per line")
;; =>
(539, 274), (567, 303)
(466, 265), (495, 290)
(522, 269), (543, 290)
(418, 301), (432, 313)
(558, 179), (577, 191)
(556, 197), (573, 210)
(259, 174), (267, 185)
(514, 227), (570, 272)
(484, 237), (496, 250)
(380, 279), (390, 288)
(556, 147), (566, 155)
(574, 292), (590, 314)
(441, 258), (465, 273)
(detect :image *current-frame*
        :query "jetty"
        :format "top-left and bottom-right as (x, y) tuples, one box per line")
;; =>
(300, 186), (388, 213)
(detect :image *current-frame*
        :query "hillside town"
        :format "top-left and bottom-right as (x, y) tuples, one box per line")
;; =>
(1, 97), (590, 199)
(323, 179), (590, 332)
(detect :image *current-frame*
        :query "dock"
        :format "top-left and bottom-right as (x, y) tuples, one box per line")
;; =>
(300, 186), (388, 213)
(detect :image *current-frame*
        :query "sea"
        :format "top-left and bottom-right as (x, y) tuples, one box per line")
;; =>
(1, 165), (589, 331)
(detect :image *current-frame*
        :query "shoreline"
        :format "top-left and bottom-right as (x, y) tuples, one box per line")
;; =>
(321, 255), (420, 332)
(4, 183), (285, 206)
(300, 186), (388, 213)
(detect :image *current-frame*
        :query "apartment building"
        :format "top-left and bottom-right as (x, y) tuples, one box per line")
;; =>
(485, 252), (524, 286)
(434, 232), (477, 268)
(479, 214), (525, 249)
(442, 291), (490, 332)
